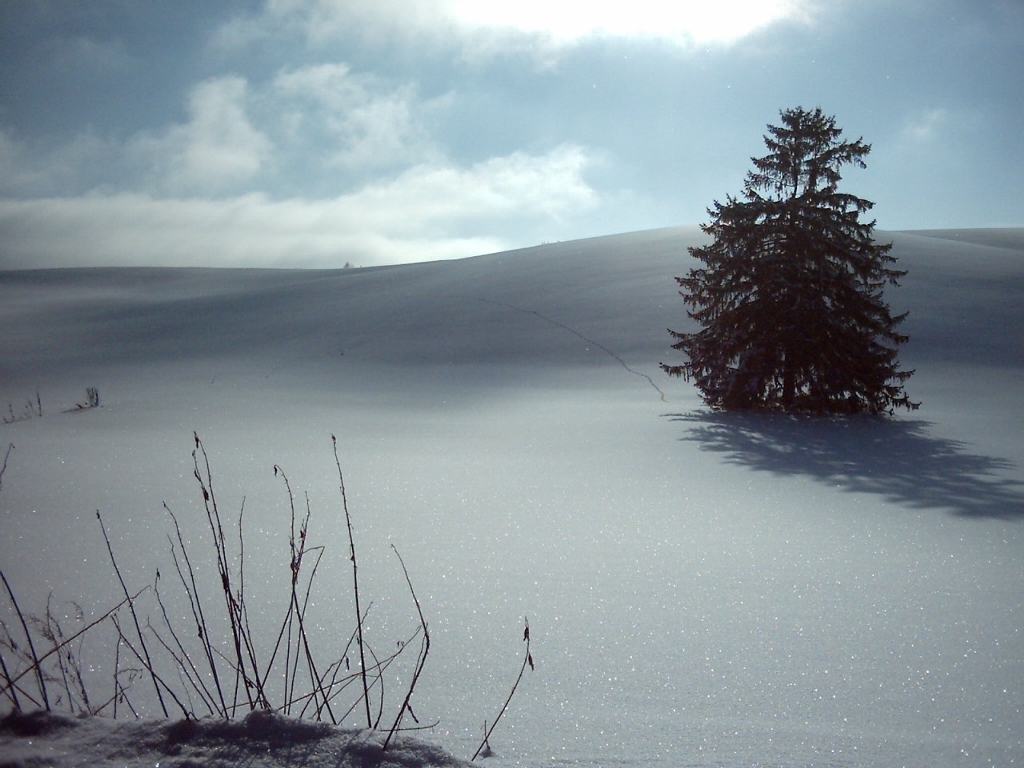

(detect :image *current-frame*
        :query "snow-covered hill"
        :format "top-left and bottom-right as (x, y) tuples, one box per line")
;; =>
(1, 227), (1023, 767)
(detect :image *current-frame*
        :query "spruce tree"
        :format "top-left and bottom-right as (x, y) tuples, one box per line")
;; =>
(663, 107), (918, 414)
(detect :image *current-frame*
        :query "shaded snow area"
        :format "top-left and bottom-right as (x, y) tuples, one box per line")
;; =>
(0, 709), (469, 767)
(2, 227), (1023, 767)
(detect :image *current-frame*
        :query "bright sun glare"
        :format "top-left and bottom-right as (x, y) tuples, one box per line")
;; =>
(447, 0), (812, 45)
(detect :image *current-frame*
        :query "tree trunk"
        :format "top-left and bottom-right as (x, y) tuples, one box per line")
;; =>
(782, 348), (795, 409)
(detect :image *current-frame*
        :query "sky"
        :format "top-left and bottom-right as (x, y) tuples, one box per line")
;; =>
(0, 0), (1022, 269)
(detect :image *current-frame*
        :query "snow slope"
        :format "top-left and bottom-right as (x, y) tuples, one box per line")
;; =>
(1, 226), (1023, 767)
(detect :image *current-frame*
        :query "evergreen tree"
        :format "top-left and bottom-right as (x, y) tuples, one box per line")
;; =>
(663, 107), (918, 414)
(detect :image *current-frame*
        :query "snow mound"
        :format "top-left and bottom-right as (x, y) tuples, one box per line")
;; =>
(0, 709), (470, 768)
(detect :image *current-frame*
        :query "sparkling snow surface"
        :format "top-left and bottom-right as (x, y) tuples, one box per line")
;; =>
(1, 227), (1023, 767)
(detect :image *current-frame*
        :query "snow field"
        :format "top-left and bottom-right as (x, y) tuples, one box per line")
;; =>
(1, 227), (1023, 766)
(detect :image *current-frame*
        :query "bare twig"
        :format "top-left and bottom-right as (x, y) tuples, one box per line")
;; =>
(0, 630), (22, 710)
(163, 503), (229, 717)
(0, 583), (143, 707)
(191, 433), (268, 712)
(192, 433), (250, 712)
(383, 545), (430, 751)
(303, 603), (371, 720)
(471, 617), (534, 761)
(0, 570), (49, 710)
(96, 511), (169, 717)
(0, 443), (13, 491)
(41, 596), (78, 712)
(109, 614), (190, 718)
(333, 434), (373, 729)
(152, 572), (219, 715)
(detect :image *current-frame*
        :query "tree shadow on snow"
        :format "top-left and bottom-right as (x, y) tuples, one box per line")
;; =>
(668, 411), (1024, 519)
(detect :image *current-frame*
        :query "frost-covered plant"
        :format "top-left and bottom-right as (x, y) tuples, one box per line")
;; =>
(0, 435), (427, 733)
(0, 434), (532, 759)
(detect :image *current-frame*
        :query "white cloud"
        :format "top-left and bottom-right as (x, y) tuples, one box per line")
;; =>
(0, 130), (40, 195)
(891, 106), (982, 156)
(353, 145), (597, 230)
(0, 128), (115, 197)
(127, 77), (272, 194)
(269, 63), (441, 170)
(265, 0), (817, 55)
(5, 66), (426, 196)
(446, 0), (815, 46)
(112, 64), (444, 194)
(0, 145), (598, 269)
(900, 107), (950, 144)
